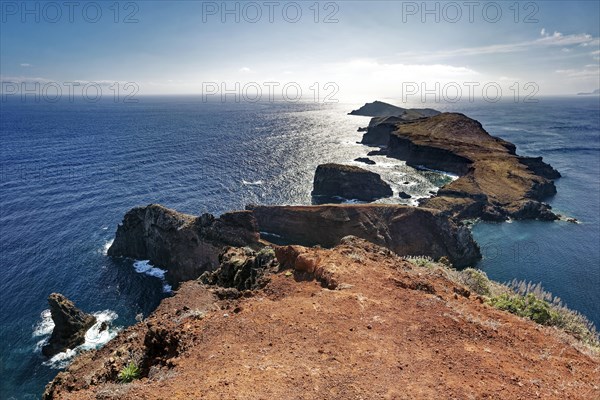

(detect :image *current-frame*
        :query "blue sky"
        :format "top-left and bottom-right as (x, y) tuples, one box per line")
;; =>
(1, 1), (599, 100)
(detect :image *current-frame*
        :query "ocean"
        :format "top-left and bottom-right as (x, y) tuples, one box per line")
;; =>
(0, 96), (598, 398)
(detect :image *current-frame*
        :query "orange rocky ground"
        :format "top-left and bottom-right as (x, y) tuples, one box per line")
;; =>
(45, 238), (599, 399)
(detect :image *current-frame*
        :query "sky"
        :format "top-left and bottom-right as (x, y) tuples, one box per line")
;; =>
(1, 0), (599, 101)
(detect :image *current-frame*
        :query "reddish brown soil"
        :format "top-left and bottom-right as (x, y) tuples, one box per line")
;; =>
(45, 238), (599, 399)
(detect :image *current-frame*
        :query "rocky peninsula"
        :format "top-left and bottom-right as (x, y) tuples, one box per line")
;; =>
(358, 107), (561, 221)
(42, 103), (599, 399)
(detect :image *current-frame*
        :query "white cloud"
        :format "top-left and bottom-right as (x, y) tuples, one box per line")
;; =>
(555, 64), (600, 79)
(20, 63), (32, 67)
(239, 67), (252, 73)
(395, 32), (598, 61)
(540, 28), (546, 36)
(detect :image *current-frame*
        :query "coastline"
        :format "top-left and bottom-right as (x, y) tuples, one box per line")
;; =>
(40, 102), (600, 398)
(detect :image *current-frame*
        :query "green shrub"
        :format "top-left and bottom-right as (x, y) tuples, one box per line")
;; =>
(118, 361), (140, 383)
(488, 293), (558, 325)
(459, 268), (491, 296)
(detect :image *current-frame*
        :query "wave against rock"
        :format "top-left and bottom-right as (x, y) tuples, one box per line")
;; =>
(42, 294), (96, 358)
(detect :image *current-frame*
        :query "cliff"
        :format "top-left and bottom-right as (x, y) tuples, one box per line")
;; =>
(247, 204), (480, 267)
(107, 204), (260, 285)
(44, 237), (600, 399)
(384, 113), (561, 221)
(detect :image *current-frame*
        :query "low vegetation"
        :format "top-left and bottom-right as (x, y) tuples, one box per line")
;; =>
(407, 257), (600, 351)
(118, 361), (140, 383)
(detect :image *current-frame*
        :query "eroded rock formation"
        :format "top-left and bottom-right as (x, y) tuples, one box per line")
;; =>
(42, 293), (96, 358)
(107, 204), (260, 284)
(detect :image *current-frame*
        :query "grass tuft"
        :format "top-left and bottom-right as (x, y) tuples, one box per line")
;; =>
(118, 361), (140, 383)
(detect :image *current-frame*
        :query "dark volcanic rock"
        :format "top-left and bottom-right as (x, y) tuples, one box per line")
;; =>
(518, 156), (561, 179)
(108, 204), (260, 285)
(398, 191), (412, 199)
(367, 149), (387, 156)
(349, 101), (439, 118)
(311, 163), (392, 203)
(354, 157), (376, 165)
(42, 293), (96, 357)
(361, 118), (403, 146)
(384, 113), (560, 221)
(199, 247), (278, 291)
(247, 204), (481, 267)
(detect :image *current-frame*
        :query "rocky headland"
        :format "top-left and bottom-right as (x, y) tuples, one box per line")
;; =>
(355, 106), (561, 221)
(42, 294), (97, 358)
(388, 113), (560, 221)
(107, 204), (260, 285)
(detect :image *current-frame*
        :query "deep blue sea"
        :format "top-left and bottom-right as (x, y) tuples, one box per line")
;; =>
(1, 96), (598, 399)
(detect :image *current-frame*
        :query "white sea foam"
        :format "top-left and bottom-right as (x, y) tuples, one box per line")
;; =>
(414, 165), (459, 180)
(242, 179), (264, 186)
(133, 260), (172, 293)
(36, 310), (120, 369)
(101, 239), (114, 255)
(32, 309), (54, 337)
(260, 231), (282, 238)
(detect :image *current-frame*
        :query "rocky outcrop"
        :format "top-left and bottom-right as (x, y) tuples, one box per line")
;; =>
(354, 157), (375, 165)
(384, 113), (561, 221)
(349, 100), (439, 118)
(360, 116), (405, 146)
(42, 294), (96, 358)
(43, 238), (600, 400)
(247, 204), (481, 267)
(349, 102), (441, 146)
(311, 163), (392, 203)
(199, 247), (279, 292)
(107, 204), (260, 285)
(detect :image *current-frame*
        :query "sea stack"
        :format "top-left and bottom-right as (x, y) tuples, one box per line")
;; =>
(42, 293), (96, 358)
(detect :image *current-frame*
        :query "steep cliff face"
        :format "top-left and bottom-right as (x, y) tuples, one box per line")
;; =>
(385, 113), (561, 221)
(247, 204), (481, 267)
(42, 294), (96, 357)
(107, 204), (260, 284)
(43, 238), (600, 400)
(311, 163), (393, 203)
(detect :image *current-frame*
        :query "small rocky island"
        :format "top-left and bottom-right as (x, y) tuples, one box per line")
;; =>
(311, 163), (392, 203)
